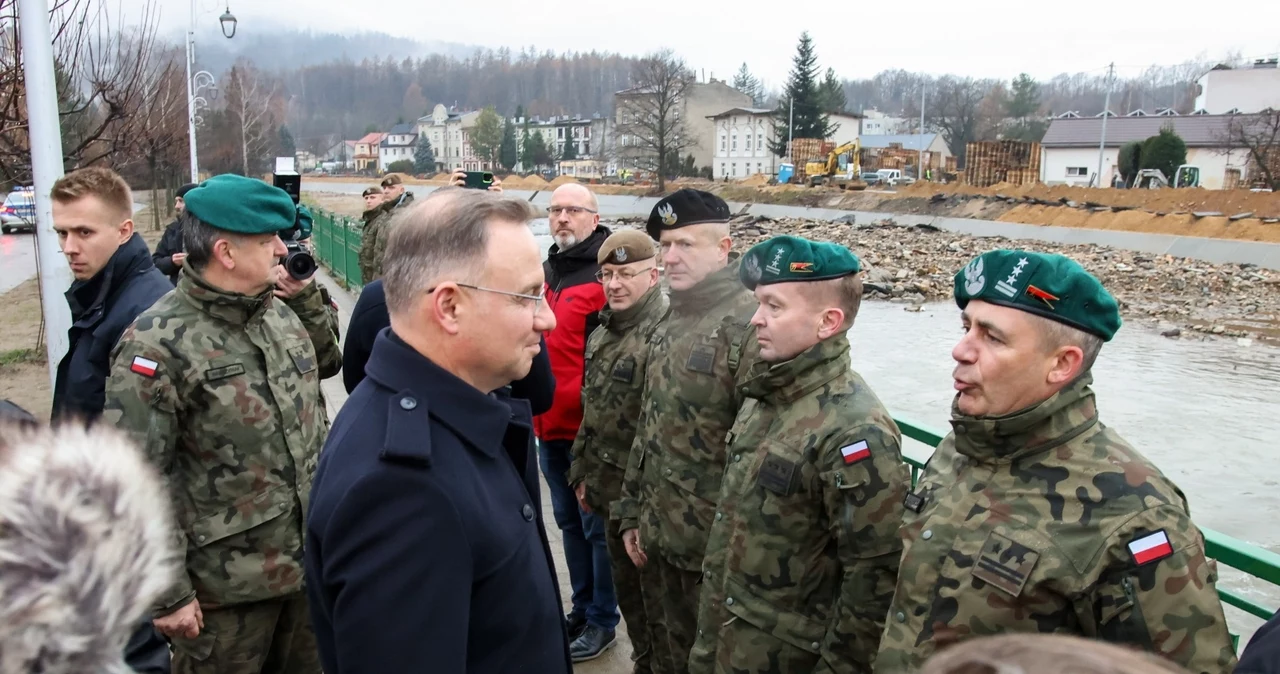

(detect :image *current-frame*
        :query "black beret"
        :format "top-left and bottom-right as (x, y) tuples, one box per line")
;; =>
(175, 183), (198, 198)
(646, 188), (731, 240)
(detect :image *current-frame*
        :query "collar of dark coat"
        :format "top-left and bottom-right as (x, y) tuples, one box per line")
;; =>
(546, 224), (610, 273)
(949, 372), (1100, 463)
(364, 328), (515, 463)
(601, 284), (665, 333)
(176, 269), (273, 326)
(64, 233), (154, 326)
(740, 332), (851, 404)
(669, 253), (744, 315)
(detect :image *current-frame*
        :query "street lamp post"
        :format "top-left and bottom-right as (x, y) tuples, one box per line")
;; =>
(186, 1), (236, 182)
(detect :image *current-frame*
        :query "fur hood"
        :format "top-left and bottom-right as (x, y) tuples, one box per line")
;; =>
(0, 423), (178, 674)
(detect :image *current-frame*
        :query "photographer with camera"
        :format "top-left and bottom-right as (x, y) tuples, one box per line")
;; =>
(103, 173), (341, 674)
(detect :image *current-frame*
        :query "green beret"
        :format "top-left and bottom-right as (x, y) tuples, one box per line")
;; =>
(954, 249), (1121, 341)
(183, 174), (298, 235)
(740, 235), (861, 290)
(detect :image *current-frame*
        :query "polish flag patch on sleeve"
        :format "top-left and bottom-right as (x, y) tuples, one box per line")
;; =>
(1127, 530), (1174, 566)
(130, 356), (159, 378)
(840, 440), (871, 464)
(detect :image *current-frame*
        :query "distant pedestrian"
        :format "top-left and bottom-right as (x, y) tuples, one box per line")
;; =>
(153, 182), (197, 285)
(357, 173), (415, 283)
(306, 189), (571, 674)
(535, 182), (619, 661)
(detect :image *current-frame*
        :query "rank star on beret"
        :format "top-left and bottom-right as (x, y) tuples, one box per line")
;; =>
(740, 235), (861, 290)
(598, 229), (657, 265)
(183, 174), (299, 235)
(954, 249), (1122, 341)
(646, 188), (731, 240)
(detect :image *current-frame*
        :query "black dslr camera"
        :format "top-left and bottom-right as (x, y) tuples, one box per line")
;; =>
(272, 160), (317, 281)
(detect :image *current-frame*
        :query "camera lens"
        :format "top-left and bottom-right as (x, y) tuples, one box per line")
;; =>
(286, 250), (317, 281)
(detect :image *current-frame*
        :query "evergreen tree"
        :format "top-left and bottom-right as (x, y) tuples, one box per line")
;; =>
(414, 135), (436, 173)
(278, 126), (297, 158)
(769, 32), (835, 157)
(530, 130), (552, 169)
(499, 117), (519, 170)
(1140, 126), (1188, 180)
(561, 129), (578, 160)
(469, 107), (504, 168)
(733, 62), (763, 107)
(818, 68), (846, 113)
(1005, 74), (1041, 119)
(515, 104), (526, 122)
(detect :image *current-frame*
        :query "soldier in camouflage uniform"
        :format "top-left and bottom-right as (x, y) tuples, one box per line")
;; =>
(568, 229), (670, 674)
(617, 189), (759, 673)
(688, 236), (908, 674)
(104, 174), (342, 674)
(877, 249), (1237, 674)
(358, 173), (415, 283)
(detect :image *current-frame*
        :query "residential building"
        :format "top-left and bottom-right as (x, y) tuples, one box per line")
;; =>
(860, 108), (911, 136)
(513, 114), (613, 175)
(615, 78), (752, 174)
(352, 132), (385, 173)
(322, 139), (358, 169)
(1194, 60), (1280, 114)
(294, 150), (319, 172)
(706, 109), (866, 180)
(378, 123), (418, 172)
(417, 104), (485, 173)
(1039, 113), (1250, 189)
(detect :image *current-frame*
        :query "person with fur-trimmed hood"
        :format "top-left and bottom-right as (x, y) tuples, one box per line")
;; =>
(0, 415), (178, 674)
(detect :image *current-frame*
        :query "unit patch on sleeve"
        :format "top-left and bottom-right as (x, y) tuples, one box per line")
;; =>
(971, 531), (1039, 598)
(1127, 530), (1174, 566)
(130, 356), (159, 378)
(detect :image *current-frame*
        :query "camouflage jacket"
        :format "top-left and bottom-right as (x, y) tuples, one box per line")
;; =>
(689, 334), (908, 674)
(360, 192), (416, 284)
(876, 374), (1237, 674)
(103, 272), (342, 615)
(617, 258), (759, 571)
(567, 285), (668, 515)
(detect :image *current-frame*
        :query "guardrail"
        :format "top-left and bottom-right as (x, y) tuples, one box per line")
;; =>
(308, 207), (1278, 648)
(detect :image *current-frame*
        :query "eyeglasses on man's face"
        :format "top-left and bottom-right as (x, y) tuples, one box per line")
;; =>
(595, 266), (656, 284)
(547, 205), (597, 217)
(427, 283), (548, 316)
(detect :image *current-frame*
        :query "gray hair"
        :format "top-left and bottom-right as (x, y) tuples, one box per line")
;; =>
(181, 212), (226, 272)
(1031, 314), (1104, 372)
(383, 190), (537, 315)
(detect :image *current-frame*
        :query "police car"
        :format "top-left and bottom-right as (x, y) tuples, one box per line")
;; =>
(1, 186), (35, 234)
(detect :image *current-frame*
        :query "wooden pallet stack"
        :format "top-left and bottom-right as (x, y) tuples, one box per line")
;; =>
(788, 138), (825, 182)
(962, 141), (1042, 188)
(945, 155), (959, 173)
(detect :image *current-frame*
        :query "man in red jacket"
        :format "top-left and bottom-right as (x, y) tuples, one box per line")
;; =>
(535, 183), (618, 662)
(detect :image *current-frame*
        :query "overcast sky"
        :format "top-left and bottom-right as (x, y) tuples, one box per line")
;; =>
(120, 0), (1279, 88)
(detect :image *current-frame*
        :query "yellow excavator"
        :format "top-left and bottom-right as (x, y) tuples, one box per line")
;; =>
(805, 140), (867, 190)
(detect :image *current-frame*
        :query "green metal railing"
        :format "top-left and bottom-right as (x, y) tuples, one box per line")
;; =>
(310, 207), (365, 289)
(308, 207), (1278, 641)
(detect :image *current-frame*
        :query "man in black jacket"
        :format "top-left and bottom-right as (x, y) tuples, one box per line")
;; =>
(151, 183), (196, 285)
(49, 169), (173, 672)
(307, 188), (570, 674)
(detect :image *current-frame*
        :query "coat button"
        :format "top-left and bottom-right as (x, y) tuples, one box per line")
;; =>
(400, 397), (418, 410)
(895, 611), (906, 623)
(714, 512), (723, 521)
(922, 529), (933, 540)
(602, 452), (609, 460)
(521, 504), (535, 521)
(665, 468), (672, 476)
(733, 454), (741, 462)
(811, 642), (821, 650)
(725, 597), (734, 606)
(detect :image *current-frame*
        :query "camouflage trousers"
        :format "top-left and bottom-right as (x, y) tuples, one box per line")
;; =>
(595, 465), (665, 674)
(171, 594), (321, 674)
(653, 554), (701, 674)
(688, 604), (823, 674)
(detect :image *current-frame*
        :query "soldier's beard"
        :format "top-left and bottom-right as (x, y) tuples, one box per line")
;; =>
(554, 231), (578, 249)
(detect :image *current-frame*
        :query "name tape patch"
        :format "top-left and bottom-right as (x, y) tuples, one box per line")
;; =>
(130, 356), (159, 378)
(1128, 529), (1173, 566)
(840, 440), (870, 464)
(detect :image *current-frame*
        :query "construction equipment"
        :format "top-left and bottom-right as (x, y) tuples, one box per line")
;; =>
(1133, 164), (1201, 189)
(805, 141), (868, 190)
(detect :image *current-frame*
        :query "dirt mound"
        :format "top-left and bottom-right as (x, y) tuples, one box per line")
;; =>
(548, 175), (579, 188)
(739, 173), (770, 187)
(898, 180), (1280, 218)
(522, 175), (550, 189)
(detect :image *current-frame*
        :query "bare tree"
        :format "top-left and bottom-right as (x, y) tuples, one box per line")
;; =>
(0, 0), (166, 184)
(614, 49), (692, 192)
(1219, 110), (1280, 190)
(125, 47), (188, 230)
(926, 76), (995, 166)
(224, 59), (279, 176)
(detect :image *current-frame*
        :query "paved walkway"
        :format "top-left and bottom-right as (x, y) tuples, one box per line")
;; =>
(316, 267), (635, 673)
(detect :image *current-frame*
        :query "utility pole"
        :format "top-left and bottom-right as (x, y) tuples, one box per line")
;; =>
(1096, 62), (1115, 188)
(787, 95), (794, 161)
(19, 0), (73, 387)
(919, 84), (927, 179)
